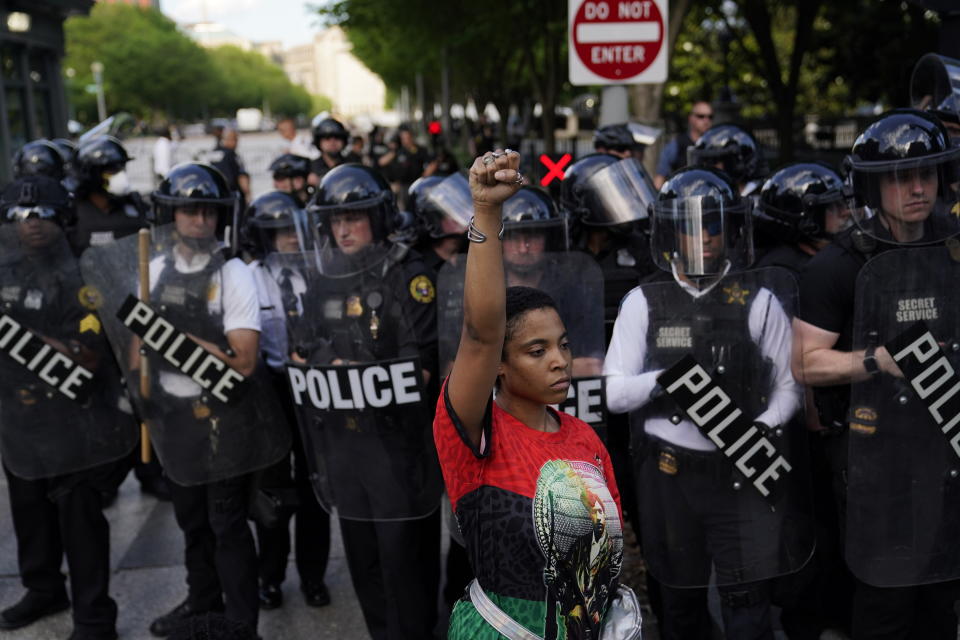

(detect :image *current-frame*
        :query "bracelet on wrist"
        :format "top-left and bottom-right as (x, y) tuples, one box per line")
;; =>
(467, 216), (505, 243)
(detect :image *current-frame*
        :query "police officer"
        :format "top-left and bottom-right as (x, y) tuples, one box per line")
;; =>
(308, 117), (349, 185)
(12, 139), (66, 181)
(654, 101), (714, 189)
(755, 163), (852, 272)
(688, 124), (766, 198)
(604, 166), (809, 640)
(297, 163), (441, 639)
(408, 175), (468, 276)
(207, 128), (250, 209)
(0, 176), (137, 639)
(755, 163), (855, 637)
(793, 109), (960, 638)
(82, 162), (292, 637)
(268, 154), (313, 205)
(242, 190), (332, 610)
(68, 135), (146, 256)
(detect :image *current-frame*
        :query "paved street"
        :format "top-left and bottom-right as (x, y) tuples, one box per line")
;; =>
(0, 471), (371, 640)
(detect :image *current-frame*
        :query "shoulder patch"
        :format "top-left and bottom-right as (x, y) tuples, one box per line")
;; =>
(80, 313), (101, 335)
(78, 285), (104, 310)
(409, 274), (435, 304)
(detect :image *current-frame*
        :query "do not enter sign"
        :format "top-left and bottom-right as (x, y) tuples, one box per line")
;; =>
(568, 0), (668, 86)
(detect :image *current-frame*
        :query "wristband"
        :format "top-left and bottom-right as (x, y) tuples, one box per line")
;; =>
(863, 345), (880, 377)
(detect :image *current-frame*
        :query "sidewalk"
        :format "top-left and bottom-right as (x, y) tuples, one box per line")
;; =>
(0, 473), (370, 640)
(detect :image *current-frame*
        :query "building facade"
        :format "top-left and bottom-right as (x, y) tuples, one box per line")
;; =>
(1, 1), (93, 182)
(282, 26), (385, 118)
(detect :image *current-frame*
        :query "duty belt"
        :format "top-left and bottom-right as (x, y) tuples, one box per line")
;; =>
(646, 435), (731, 479)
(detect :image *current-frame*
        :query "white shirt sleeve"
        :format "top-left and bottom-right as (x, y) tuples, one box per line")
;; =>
(603, 287), (664, 414)
(153, 137), (172, 177)
(750, 287), (803, 428)
(220, 258), (261, 334)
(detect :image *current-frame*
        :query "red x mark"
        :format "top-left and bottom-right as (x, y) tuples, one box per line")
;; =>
(539, 153), (572, 186)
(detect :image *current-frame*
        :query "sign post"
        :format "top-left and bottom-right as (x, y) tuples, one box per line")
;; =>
(569, 0), (668, 86)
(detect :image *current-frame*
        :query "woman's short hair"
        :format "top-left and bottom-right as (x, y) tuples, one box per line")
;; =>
(504, 285), (559, 348)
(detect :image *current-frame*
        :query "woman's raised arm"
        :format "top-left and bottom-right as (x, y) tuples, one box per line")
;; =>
(446, 150), (523, 448)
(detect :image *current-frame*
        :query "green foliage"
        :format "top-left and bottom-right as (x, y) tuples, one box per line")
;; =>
(662, 0), (939, 125)
(64, 4), (312, 125)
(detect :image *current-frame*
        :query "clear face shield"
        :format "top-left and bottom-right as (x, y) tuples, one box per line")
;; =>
(255, 207), (314, 256)
(580, 158), (657, 226)
(309, 203), (387, 277)
(651, 196), (751, 276)
(423, 172), (472, 237)
(851, 151), (960, 245)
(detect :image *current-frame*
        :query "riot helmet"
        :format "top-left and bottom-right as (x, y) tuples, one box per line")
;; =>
(309, 163), (397, 254)
(910, 53), (960, 134)
(501, 186), (567, 276)
(50, 138), (77, 162)
(312, 116), (349, 149)
(757, 163), (850, 243)
(688, 124), (763, 185)
(651, 166), (751, 276)
(12, 140), (65, 180)
(593, 124), (634, 154)
(846, 108), (960, 244)
(563, 154), (656, 227)
(152, 162), (237, 251)
(73, 135), (132, 197)
(0, 176), (74, 252)
(409, 174), (469, 240)
(242, 190), (313, 259)
(269, 153), (312, 202)
(270, 154), (310, 180)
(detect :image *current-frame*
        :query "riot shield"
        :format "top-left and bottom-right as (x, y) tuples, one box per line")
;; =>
(626, 266), (814, 587)
(0, 224), (137, 480)
(847, 245), (960, 586)
(273, 245), (443, 521)
(79, 225), (290, 486)
(437, 251), (608, 435)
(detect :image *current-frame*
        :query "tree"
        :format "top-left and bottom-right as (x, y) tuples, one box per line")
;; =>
(64, 4), (215, 123)
(64, 4), (313, 125)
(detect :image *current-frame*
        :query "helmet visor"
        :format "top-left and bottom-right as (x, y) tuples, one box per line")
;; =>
(424, 173), (473, 234)
(911, 54), (960, 126)
(253, 207), (314, 255)
(651, 197), (752, 275)
(851, 152), (960, 244)
(581, 158), (657, 225)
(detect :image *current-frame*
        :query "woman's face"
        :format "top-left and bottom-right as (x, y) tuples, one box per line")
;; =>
(499, 307), (572, 405)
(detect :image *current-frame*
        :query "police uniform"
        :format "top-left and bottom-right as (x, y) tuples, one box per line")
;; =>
(302, 246), (441, 639)
(69, 196), (146, 256)
(249, 258), (331, 602)
(605, 269), (801, 640)
(798, 221), (960, 637)
(0, 209), (134, 637)
(145, 248), (264, 630)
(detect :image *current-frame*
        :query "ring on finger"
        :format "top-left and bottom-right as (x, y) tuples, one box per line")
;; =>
(514, 172), (524, 185)
(482, 155), (496, 166)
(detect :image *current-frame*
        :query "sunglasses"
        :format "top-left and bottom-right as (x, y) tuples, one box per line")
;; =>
(692, 112), (714, 120)
(5, 205), (59, 222)
(680, 219), (724, 236)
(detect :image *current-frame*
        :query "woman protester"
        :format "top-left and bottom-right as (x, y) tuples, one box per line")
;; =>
(434, 150), (641, 639)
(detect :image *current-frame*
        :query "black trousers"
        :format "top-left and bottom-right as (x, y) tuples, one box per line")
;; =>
(168, 474), (258, 632)
(4, 459), (127, 635)
(340, 508), (441, 640)
(820, 433), (960, 640)
(255, 371), (330, 588)
(639, 439), (779, 640)
(254, 436), (330, 587)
